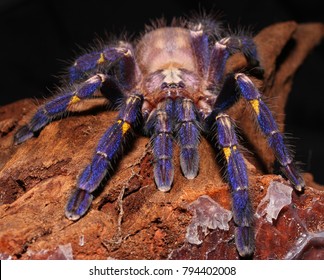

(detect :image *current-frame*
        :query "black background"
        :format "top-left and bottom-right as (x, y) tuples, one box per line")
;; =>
(1, 0), (323, 184)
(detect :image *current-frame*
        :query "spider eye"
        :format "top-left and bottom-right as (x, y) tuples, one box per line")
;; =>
(161, 82), (168, 89)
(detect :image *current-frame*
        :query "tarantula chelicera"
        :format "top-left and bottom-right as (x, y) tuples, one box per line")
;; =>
(14, 16), (305, 257)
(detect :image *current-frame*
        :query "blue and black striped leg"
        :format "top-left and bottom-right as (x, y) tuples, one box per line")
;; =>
(146, 99), (174, 192)
(14, 74), (117, 145)
(69, 43), (141, 89)
(215, 113), (254, 257)
(175, 98), (200, 179)
(65, 94), (143, 220)
(235, 73), (305, 191)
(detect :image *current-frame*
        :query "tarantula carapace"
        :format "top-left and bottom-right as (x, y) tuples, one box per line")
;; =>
(14, 17), (305, 257)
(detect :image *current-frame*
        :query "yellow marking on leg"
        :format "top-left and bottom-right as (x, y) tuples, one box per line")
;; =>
(70, 95), (81, 104)
(249, 99), (260, 115)
(122, 122), (131, 135)
(97, 53), (106, 64)
(223, 145), (237, 162)
(117, 120), (131, 135)
(223, 147), (231, 162)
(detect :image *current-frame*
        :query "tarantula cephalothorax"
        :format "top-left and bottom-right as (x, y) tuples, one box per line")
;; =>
(14, 17), (305, 257)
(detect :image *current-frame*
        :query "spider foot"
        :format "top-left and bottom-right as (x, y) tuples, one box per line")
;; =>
(154, 159), (174, 192)
(65, 188), (93, 221)
(180, 148), (199, 179)
(235, 226), (255, 257)
(281, 163), (305, 192)
(14, 125), (34, 145)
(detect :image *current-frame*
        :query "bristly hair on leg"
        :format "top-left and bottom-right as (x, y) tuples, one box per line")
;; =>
(186, 8), (224, 38)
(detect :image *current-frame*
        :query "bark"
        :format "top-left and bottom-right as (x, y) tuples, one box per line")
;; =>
(0, 22), (323, 260)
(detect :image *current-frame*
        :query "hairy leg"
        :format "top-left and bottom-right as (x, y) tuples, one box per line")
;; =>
(65, 94), (143, 220)
(14, 74), (120, 145)
(207, 34), (262, 92)
(145, 98), (175, 192)
(235, 73), (305, 191)
(174, 98), (201, 179)
(214, 112), (254, 257)
(69, 43), (141, 90)
(189, 28), (210, 78)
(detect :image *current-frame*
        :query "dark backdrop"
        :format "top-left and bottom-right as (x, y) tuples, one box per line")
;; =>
(1, 0), (323, 184)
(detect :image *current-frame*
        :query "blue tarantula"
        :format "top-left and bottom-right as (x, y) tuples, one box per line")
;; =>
(14, 17), (305, 257)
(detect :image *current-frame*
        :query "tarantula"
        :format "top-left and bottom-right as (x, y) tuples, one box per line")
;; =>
(14, 16), (305, 257)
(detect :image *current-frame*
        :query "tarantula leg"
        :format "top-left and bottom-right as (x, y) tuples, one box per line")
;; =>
(14, 74), (115, 144)
(69, 44), (140, 89)
(14, 74), (112, 145)
(215, 113), (254, 257)
(235, 73), (305, 191)
(69, 47), (123, 82)
(207, 36), (262, 91)
(65, 93), (143, 220)
(220, 36), (261, 69)
(175, 98), (200, 179)
(207, 41), (230, 87)
(146, 98), (174, 192)
(65, 189), (94, 221)
(189, 29), (209, 77)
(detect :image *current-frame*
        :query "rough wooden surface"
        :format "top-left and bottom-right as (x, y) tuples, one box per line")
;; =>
(0, 21), (323, 260)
